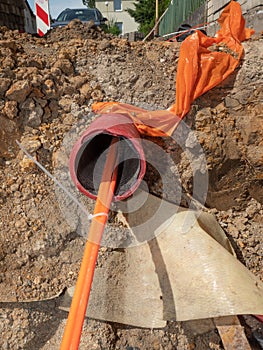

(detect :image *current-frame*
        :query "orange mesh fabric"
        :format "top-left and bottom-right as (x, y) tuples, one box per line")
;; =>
(93, 1), (254, 137)
(92, 102), (181, 137)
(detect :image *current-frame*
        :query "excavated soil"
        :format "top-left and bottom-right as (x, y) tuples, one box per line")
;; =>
(0, 21), (263, 349)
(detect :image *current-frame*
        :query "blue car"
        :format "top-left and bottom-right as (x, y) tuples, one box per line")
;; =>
(51, 8), (107, 28)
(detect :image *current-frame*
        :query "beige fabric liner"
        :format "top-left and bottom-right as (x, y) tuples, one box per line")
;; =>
(60, 189), (263, 328)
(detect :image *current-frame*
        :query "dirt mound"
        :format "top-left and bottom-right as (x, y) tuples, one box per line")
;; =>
(46, 19), (113, 42)
(0, 23), (262, 349)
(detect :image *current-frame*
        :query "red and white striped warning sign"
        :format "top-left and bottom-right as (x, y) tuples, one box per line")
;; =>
(35, 0), (50, 36)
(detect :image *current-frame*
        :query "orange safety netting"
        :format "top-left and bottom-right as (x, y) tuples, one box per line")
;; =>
(92, 1), (254, 137)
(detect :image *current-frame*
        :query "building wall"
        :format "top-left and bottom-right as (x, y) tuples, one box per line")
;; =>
(95, 0), (138, 34)
(24, 0), (37, 34)
(207, 0), (262, 35)
(207, 0), (262, 20)
(0, 0), (25, 31)
(0, 0), (36, 33)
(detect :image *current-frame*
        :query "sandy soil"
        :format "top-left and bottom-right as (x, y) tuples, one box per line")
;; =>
(0, 21), (262, 349)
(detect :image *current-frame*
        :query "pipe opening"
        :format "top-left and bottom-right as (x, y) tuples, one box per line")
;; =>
(75, 133), (141, 199)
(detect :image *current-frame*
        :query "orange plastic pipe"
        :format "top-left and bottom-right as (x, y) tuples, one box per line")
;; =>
(60, 137), (119, 350)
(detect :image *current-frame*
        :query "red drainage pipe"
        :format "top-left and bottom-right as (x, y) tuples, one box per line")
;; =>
(70, 113), (146, 201)
(255, 315), (263, 323)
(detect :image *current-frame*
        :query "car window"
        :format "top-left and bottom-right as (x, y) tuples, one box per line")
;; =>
(56, 12), (66, 21)
(95, 10), (103, 20)
(57, 9), (97, 22)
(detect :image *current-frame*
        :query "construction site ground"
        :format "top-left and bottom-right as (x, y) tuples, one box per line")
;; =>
(0, 21), (262, 349)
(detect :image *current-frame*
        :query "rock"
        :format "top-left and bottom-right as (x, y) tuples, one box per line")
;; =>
(224, 95), (240, 108)
(79, 83), (92, 98)
(10, 183), (19, 192)
(58, 97), (73, 112)
(246, 203), (258, 218)
(49, 100), (59, 118)
(20, 136), (41, 153)
(227, 223), (240, 238)
(41, 79), (58, 99)
(33, 276), (44, 284)
(53, 59), (74, 75)
(19, 156), (36, 172)
(22, 100), (43, 128)
(0, 78), (11, 97)
(68, 75), (87, 89)
(27, 58), (43, 69)
(2, 101), (18, 120)
(14, 218), (28, 231)
(6, 80), (31, 103)
(91, 88), (104, 102)
(234, 90), (251, 104)
(0, 40), (18, 52)
(99, 39), (111, 50)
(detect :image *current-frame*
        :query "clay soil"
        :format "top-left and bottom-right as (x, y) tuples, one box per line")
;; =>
(0, 21), (262, 349)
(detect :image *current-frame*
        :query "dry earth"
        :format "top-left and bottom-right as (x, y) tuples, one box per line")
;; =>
(0, 21), (262, 349)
